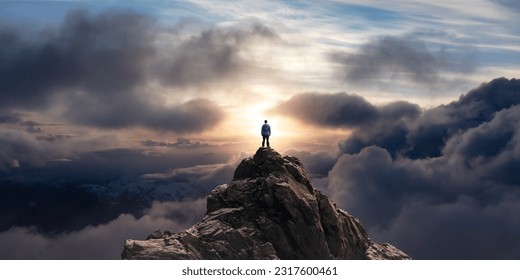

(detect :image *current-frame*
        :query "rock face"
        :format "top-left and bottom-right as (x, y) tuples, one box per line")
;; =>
(122, 148), (410, 260)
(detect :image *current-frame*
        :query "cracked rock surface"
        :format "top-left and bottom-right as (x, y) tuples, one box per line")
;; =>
(122, 148), (411, 260)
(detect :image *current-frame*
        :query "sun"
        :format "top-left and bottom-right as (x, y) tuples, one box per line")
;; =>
(217, 101), (292, 148)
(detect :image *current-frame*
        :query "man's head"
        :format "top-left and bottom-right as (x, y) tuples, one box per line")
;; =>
(264, 120), (268, 123)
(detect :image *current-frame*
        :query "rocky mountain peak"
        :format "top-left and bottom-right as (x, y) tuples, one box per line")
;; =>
(121, 148), (410, 259)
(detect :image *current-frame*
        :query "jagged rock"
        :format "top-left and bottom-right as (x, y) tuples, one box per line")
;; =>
(122, 148), (411, 260)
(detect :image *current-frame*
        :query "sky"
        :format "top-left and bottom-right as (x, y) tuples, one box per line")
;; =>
(0, 0), (519, 259)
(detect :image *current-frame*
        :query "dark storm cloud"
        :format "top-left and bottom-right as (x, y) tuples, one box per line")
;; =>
(271, 92), (420, 129)
(272, 92), (378, 127)
(0, 9), (154, 109)
(331, 34), (477, 86)
(0, 9), (275, 132)
(322, 77), (520, 259)
(338, 77), (520, 158)
(272, 92), (422, 158)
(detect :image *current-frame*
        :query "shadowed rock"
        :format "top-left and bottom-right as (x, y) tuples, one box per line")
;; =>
(122, 148), (410, 259)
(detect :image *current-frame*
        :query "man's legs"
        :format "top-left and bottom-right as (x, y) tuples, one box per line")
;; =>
(262, 136), (270, 147)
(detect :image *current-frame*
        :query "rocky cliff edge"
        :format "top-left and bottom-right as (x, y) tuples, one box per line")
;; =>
(121, 148), (410, 260)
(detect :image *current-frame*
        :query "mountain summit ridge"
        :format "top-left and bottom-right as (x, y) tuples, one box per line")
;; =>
(121, 148), (410, 259)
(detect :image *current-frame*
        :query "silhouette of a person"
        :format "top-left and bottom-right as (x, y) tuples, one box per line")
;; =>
(261, 120), (271, 148)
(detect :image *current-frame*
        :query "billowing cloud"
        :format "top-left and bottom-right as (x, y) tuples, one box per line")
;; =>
(271, 92), (420, 128)
(328, 117), (520, 259)
(0, 9), (277, 132)
(271, 77), (520, 159)
(331, 34), (477, 87)
(271, 92), (380, 127)
(0, 9), (155, 110)
(320, 77), (520, 259)
(271, 77), (520, 258)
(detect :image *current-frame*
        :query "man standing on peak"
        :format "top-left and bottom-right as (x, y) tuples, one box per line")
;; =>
(261, 120), (271, 148)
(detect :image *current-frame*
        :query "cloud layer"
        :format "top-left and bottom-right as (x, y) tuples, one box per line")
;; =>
(0, 138), (240, 259)
(276, 77), (520, 259)
(0, 199), (206, 259)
